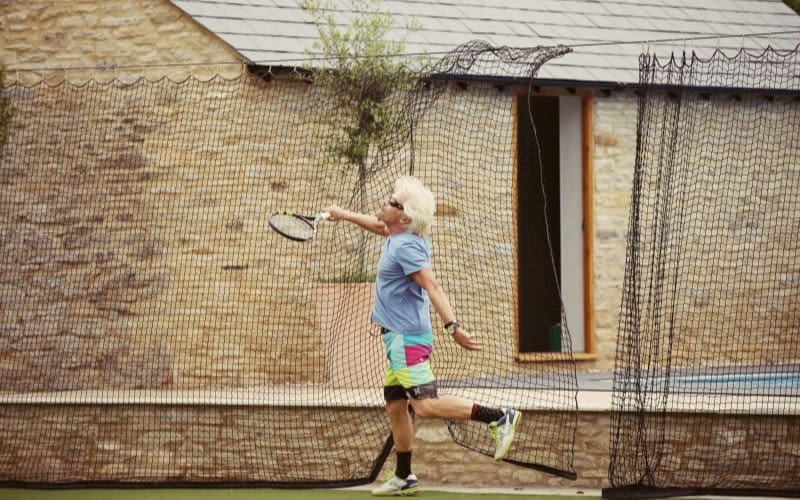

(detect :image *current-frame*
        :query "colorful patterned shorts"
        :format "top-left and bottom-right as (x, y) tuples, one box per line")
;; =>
(381, 330), (437, 400)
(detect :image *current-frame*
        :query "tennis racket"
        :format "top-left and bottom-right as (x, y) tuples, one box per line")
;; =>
(268, 211), (330, 242)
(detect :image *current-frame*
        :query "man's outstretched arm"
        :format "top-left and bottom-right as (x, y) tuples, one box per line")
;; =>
(323, 205), (389, 236)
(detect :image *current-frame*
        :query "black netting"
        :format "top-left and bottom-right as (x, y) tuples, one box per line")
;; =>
(0, 42), (578, 486)
(606, 45), (800, 498)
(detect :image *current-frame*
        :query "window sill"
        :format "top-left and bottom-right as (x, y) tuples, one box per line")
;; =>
(515, 352), (597, 362)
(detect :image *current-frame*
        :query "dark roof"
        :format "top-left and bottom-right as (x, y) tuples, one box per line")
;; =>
(171, 0), (800, 85)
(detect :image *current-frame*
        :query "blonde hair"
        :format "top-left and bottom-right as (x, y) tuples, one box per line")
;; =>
(395, 175), (435, 236)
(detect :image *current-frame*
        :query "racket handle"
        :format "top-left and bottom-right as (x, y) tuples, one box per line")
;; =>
(319, 211), (331, 220)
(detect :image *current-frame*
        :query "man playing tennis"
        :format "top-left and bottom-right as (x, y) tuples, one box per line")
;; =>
(324, 175), (521, 497)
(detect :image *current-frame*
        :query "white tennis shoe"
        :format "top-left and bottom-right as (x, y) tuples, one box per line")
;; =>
(490, 407), (522, 461)
(371, 473), (419, 496)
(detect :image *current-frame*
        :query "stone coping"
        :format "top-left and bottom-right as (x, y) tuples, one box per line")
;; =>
(1, 387), (797, 415)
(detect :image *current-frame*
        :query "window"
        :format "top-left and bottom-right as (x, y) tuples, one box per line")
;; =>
(516, 92), (594, 358)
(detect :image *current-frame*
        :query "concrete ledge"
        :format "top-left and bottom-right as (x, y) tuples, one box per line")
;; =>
(1, 387), (797, 414)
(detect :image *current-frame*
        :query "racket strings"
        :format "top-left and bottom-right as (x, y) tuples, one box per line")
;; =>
(270, 214), (314, 240)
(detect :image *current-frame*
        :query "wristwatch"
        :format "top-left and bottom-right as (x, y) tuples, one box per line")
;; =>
(444, 320), (460, 335)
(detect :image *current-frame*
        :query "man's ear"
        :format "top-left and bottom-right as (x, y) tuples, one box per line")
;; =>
(400, 214), (412, 226)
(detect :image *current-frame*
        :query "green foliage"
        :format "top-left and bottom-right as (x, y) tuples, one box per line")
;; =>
(299, 0), (428, 280)
(299, 0), (427, 173)
(317, 270), (377, 283)
(0, 66), (14, 156)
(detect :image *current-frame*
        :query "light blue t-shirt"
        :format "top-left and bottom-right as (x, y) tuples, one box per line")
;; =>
(371, 232), (432, 335)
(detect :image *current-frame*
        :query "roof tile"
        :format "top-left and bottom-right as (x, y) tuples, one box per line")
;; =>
(169, 0), (800, 85)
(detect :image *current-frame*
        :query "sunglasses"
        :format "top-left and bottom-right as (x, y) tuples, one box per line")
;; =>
(387, 197), (404, 211)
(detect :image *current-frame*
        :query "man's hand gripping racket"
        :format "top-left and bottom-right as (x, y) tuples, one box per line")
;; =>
(268, 211), (330, 242)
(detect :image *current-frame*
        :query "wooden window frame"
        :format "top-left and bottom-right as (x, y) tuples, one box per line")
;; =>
(512, 89), (596, 362)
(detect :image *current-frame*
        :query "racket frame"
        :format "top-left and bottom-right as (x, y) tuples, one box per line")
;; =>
(268, 211), (330, 242)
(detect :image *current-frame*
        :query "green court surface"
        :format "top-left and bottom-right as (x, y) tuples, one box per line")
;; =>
(0, 488), (597, 500)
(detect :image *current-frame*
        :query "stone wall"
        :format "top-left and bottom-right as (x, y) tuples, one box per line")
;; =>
(591, 90), (800, 370)
(589, 92), (639, 370)
(0, 402), (608, 488)
(0, 74), (336, 390)
(1, 403), (796, 491)
(0, 73), (541, 391)
(0, 0), (639, 381)
(0, 0), (242, 84)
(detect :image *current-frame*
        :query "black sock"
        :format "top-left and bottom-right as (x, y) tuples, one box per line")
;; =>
(470, 403), (504, 424)
(396, 450), (412, 479)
